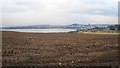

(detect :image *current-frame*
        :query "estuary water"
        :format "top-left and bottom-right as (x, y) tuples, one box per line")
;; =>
(2, 29), (76, 33)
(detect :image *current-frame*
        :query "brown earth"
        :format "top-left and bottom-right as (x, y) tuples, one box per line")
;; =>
(2, 31), (119, 66)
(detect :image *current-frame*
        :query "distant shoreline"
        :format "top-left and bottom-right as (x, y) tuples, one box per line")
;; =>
(0, 30), (119, 35)
(79, 32), (119, 35)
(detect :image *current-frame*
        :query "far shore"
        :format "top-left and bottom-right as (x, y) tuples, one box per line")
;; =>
(79, 32), (119, 35)
(0, 30), (119, 35)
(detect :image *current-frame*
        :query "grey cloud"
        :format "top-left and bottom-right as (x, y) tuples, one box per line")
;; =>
(2, 2), (30, 13)
(15, 2), (35, 5)
(14, 2), (44, 10)
(2, 2), (43, 13)
(2, 0), (118, 27)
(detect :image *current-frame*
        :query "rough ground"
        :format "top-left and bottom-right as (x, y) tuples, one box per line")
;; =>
(2, 31), (118, 66)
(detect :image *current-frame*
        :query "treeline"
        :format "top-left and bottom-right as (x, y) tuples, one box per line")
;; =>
(76, 24), (120, 33)
(107, 24), (120, 31)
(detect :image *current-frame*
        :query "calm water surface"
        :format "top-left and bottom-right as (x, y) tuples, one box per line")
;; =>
(2, 29), (76, 33)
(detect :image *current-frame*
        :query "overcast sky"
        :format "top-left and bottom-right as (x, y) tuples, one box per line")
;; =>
(1, 0), (119, 27)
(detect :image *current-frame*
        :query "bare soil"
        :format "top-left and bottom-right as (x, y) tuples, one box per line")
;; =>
(2, 31), (119, 66)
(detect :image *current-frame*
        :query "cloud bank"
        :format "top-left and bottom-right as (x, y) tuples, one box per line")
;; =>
(2, 0), (119, 27)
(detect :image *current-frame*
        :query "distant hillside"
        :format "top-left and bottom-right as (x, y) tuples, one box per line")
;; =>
(2, 24), (113, 29)
(77, 24), (120, 33)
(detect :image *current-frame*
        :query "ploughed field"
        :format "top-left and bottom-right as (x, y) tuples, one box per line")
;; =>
(2, 31), (118, 66)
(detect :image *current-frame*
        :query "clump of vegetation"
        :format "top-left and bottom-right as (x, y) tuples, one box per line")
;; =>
(108, 24), (120, 31)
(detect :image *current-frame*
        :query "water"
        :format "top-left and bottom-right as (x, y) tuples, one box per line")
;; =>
(2, 29), (76, 33)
